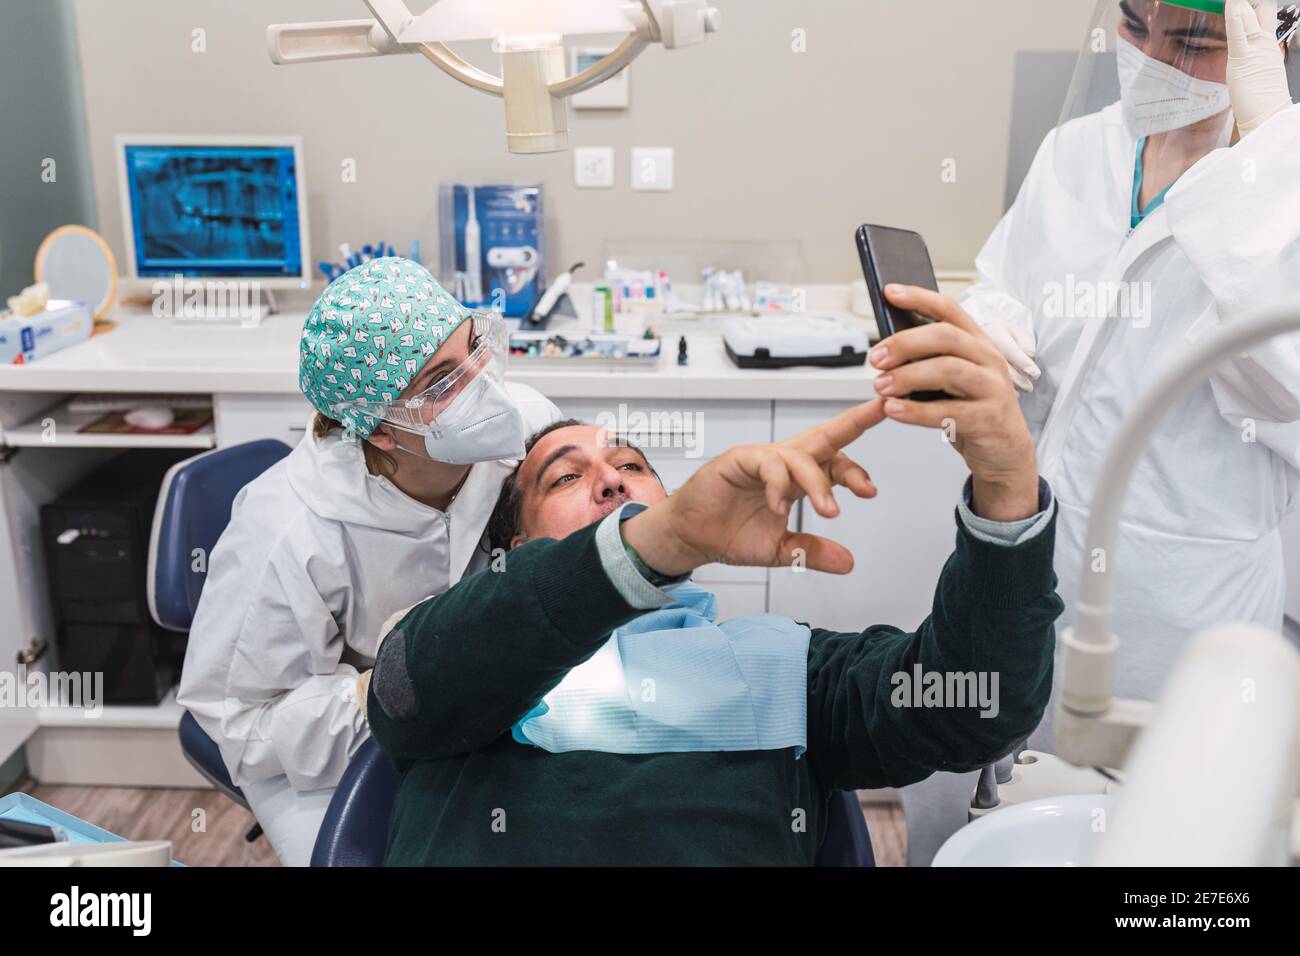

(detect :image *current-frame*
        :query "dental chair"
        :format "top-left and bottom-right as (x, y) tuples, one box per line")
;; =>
(148, 439), (293, 841)
(311, 738), (875, 867)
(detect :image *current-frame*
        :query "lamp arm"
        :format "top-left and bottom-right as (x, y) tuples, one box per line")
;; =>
(415, 33), (651, 102)
(636, 0), (664, 41)
(415, 42), (505, 96)
(1075, 299), (1300, 648)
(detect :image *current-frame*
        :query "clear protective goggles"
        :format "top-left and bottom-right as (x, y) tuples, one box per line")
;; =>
(1055, 0), (1297, 207)
(342, 309), (510, 436)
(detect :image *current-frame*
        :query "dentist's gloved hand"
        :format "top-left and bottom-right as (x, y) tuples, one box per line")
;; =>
(355, 669), (374, 720)
(981, 318), (1040, 393)
(1227, 0), (1293, 136)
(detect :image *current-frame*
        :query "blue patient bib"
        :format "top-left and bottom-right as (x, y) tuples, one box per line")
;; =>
(511, 582), (811, 756)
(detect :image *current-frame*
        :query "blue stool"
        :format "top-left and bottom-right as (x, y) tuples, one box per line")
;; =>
(148, 439), (292, 841)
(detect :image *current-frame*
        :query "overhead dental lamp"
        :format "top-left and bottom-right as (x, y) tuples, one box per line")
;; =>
(266, 0), (721, 154)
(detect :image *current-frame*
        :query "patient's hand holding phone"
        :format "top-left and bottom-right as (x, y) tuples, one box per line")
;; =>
(868, 284), (1039, 522)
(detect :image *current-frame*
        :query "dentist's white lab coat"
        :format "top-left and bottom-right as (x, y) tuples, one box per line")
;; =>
(177, 382), (558, 866)
(902, 101), (1300, 866)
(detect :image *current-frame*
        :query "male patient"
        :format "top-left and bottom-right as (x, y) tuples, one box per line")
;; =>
(367, 288), (1064, 865)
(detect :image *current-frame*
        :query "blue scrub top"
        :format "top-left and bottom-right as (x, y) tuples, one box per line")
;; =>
(1131, 137), (1174, 228)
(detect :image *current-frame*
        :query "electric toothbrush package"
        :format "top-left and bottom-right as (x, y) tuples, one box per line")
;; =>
(438, 183), (545, 318)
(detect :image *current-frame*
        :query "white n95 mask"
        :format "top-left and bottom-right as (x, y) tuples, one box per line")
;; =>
(1116, 36), (1231, 138)
(419, 370), (526, 465)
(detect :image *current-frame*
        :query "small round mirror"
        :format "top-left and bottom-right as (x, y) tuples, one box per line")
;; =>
(34, 225), (118, 320)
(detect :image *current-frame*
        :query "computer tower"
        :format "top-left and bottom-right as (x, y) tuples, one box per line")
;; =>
(40, 450), (193, 705)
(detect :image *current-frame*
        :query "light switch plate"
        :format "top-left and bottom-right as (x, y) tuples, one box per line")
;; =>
(631, 147), (673, 191)
(574, 146), (615, 188)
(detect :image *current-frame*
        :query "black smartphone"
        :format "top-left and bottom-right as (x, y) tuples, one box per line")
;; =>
(855, 223), (946, 402)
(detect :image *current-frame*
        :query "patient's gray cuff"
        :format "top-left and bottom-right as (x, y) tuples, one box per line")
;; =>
(594, 502), (677, 611)
(957, 476), (1055, 546)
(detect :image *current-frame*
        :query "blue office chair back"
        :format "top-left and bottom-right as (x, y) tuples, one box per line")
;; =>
(311, 740), (873, 867)
(149, 439), (292, 817)
(148, 439), (291, 631)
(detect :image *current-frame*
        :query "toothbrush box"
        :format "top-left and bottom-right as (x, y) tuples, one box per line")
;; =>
(438, 183), (545, 317)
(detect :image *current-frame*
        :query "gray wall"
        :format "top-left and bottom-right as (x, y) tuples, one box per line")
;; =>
(0, 0), (97, 298)
(71, 0), (1093, 283)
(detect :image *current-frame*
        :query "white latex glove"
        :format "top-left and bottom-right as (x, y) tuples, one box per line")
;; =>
(1227, 0), (1293, 136)
(981, 318), (1041, 393)
(355, 668), (374, 720)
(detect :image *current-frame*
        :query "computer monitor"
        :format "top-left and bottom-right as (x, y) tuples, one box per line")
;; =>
(115, 134), (310, 290)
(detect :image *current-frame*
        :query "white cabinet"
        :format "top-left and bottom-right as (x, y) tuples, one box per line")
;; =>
(214, 393), (314, 449)
(768, 402), (970, 634)
(558, 397), (773, 617)
(0, 394), (121, 765)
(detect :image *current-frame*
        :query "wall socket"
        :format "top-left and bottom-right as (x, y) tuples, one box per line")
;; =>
(574, 146), (615, 188)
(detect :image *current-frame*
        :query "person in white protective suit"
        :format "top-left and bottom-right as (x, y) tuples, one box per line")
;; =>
(899, 0), (1300, 865)
(177, 257), (559, 865)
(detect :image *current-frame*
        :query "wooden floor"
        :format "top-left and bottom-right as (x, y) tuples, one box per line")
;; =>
(15, 779), (907, 866)
(19, 779), (280, 867)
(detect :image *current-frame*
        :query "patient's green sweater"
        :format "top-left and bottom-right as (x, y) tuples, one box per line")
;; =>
(368, 509), (1063, 866)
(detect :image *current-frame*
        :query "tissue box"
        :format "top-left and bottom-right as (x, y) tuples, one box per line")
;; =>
(0, 299), (93, 364)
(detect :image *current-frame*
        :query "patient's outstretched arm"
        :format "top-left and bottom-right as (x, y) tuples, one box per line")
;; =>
(804, 495), (1062, 793)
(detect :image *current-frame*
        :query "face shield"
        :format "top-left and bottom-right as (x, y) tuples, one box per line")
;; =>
(337, 310), (526, 463)
(1055, 1), (1297, 214)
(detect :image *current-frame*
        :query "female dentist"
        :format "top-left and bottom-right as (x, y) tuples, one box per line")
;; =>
(898, 0), (1300, 865)
(178, 257), (558, 866)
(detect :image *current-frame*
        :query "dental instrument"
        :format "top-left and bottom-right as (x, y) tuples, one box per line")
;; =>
(527, 260), (584, 330)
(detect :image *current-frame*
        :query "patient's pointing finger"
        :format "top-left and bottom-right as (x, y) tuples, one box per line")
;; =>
(792, 400), (886, 458)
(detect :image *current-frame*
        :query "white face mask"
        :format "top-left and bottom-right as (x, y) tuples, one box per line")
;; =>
(419, 372), (526, 465)
(1116, 36), (1231, 138)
